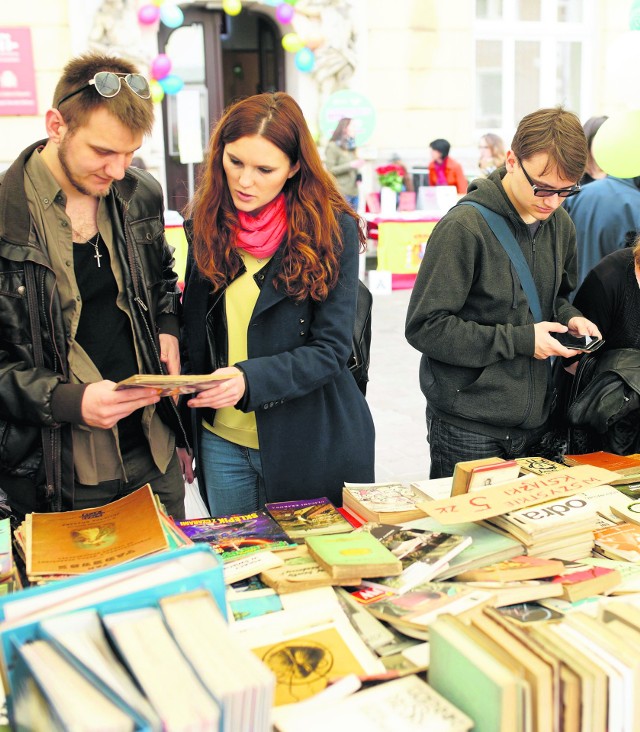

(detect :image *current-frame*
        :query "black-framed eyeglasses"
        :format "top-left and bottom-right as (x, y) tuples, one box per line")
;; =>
(56, 72), (151, 109)
(517, 157), (581, 198)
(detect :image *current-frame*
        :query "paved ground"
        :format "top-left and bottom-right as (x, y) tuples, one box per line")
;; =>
(364, 285), (431, 483)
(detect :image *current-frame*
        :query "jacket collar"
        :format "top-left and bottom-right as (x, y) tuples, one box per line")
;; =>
(0, 139), (138, 245)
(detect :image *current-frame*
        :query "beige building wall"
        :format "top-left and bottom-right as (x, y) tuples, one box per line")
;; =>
(0, 0), (635, 182)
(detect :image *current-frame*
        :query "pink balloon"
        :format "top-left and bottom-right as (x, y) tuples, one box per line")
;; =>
(138, 4), (160, 25)
(275, 3), (294, 23)
(151, 54), (172, 81)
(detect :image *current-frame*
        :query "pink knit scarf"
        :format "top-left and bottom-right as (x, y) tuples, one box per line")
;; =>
(235, 193), (288, 258)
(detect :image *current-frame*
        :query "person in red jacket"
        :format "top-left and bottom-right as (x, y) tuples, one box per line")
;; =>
(428, 138), (468, 194)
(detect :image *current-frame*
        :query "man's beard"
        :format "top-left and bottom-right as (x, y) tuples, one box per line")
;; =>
(58, 136), (111, 198)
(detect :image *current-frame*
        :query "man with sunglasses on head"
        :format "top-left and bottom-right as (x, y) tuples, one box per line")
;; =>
(0, 53), (187, 518)
(406, 107), (602, 479)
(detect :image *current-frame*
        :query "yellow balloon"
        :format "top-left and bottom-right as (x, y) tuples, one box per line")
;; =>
(223, 0), (242, 15)
(152, 0), (165, 6)
(282, 32), (304, 53)
(592, 110), (640, 178)
(150, 80), (165, 104)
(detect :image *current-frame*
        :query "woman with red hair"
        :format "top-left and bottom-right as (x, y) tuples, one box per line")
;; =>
(178, 92), (375, 515)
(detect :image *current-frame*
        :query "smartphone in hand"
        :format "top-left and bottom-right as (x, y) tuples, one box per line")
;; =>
(552, 332), (604, 353)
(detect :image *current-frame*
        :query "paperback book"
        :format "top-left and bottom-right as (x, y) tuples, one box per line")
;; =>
(549, 562), (622, 602)
(115, 372), (235, 397)
(342, 482), (428, 524)
(451, 457), (520, 497)
(265, 497), (352, 542)
(175, 511), (295, 562)
(454, 555), (565, 583)
(25, 484), (169, 580)
(359, 524), (472, 594)
(350, 581), (492, 638)
(259, 545), (361, 593)
(305, 532), (402, 580)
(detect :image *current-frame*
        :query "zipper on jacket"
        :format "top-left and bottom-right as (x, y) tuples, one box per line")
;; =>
(122, 200), (190, 450)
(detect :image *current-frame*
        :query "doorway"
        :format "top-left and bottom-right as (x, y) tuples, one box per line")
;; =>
(157, 6), (284, 213)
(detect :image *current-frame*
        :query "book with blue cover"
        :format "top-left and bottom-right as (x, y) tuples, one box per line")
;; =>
(0, 545), (226, 703)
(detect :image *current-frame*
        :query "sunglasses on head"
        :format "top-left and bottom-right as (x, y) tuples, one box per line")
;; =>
(56, 71), (151, 109)
(517, 156), (581, 199)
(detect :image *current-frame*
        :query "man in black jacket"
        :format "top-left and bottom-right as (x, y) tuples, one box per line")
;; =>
(0, 53), (186, 517)
(406, 107), (601, 479)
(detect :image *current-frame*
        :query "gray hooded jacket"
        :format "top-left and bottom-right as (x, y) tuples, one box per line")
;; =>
(406, 168), (582, 438)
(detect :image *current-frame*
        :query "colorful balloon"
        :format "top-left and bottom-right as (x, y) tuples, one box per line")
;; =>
(222, 0), (242, 15)
(281, 32), (304, 53)
(150, 80), (165, 103)
(137, 4), (160, 25)
(160, 4), (184, 29)
(592, 111), (640, 178)
(294, 47), (315, 72)
(159, 74), (185, 95)
(276, 3), (295, 23)
(150, 54), (172, 81)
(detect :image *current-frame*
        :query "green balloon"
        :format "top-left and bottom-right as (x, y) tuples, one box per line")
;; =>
(592, 110), (640, 178)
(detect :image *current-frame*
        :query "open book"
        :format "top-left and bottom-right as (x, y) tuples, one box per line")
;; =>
(115, 373), (237, 397)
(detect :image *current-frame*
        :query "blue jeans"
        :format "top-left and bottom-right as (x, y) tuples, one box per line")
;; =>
(427, 410), (547, 479)
(199, 430), (266, 516)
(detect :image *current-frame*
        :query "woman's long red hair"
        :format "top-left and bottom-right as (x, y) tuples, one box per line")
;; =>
(184, 92), (365, 302)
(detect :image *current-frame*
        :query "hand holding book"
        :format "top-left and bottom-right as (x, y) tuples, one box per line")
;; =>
(115, 372), (238, 398)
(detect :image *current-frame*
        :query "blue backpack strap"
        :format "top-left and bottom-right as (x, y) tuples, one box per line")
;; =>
(458, 201), (543, 323)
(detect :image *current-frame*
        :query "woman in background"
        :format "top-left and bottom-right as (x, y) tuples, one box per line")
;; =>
(428, 138), (467, 194)
(325, 117), (364, 210)
(179, 93), (375, 515)
(477, 133), (506, 177)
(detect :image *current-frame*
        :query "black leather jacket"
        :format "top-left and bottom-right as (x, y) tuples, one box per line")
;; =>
(0, 140), (186, 514)
(568, 348), (640, 454)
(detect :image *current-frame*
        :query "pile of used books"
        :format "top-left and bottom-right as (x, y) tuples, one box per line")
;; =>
(5, 450), (640, 729)
(12, 484), (191, 584)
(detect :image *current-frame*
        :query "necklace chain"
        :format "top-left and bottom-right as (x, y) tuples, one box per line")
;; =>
(73, 230), (102, 268)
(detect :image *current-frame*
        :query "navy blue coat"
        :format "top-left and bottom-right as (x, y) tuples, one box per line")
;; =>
(180, 212), (375, 506)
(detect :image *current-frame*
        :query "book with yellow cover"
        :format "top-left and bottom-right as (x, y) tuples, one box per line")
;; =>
(115, 373), (237, 397)
(26, 484), (169, 579)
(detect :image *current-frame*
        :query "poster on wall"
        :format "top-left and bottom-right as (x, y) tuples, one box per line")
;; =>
(0, 27), (37, 116)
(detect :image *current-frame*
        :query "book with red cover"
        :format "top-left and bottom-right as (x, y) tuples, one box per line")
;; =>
(549, 562), (621, 602)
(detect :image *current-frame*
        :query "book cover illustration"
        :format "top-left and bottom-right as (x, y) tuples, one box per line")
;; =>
(265, 497), (352, 541)
(26, 485), (168, 578)
(252, 624), (368, 706)
(361, 524), (472, 594)
(344, 483), (424, 513)
(594, 522), (640, 562)
(175, 511), (295, 562)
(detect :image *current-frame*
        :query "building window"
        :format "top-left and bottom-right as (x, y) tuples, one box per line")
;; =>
(474, 0), (593, 139)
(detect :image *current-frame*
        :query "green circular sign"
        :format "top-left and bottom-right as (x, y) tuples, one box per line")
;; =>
(320, 90), (376, 145)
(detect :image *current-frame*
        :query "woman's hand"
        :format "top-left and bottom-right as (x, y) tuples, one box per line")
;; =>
(186, 366), (246, 410)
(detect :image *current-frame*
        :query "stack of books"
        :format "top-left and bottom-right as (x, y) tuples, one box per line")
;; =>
(482, 484), (632, 561)
(429, 600), (640, 732)
(13, 484), (190, 584)
(342, 482), (429, 525)
(0, 545), (275, 731)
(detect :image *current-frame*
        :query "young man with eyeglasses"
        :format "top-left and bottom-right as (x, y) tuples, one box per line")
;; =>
(406, 107), (601, 479)
(0, 53), (188, 517)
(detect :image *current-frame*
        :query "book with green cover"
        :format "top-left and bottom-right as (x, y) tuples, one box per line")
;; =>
(305, 532), (402, 580)
(429, 614), (528, 732)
